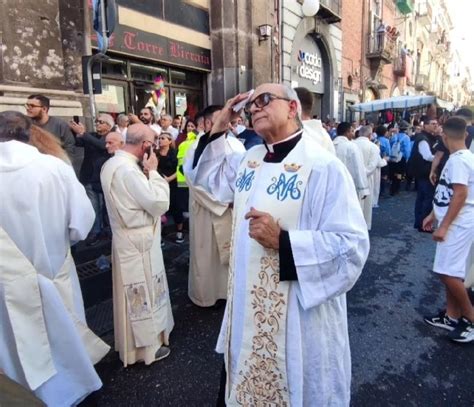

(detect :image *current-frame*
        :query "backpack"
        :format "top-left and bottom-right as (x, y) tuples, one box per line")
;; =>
(390, 135), (403, 163)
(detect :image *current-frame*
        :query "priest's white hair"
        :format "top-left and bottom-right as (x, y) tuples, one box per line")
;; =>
(281, 85), (302, 122)
(359, 125), (372, 138)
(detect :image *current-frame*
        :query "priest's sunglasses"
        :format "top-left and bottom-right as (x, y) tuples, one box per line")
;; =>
(244, 92), (292, 114)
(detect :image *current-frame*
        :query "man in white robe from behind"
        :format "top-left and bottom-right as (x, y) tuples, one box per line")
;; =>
(184, 106), (245, 307)
(101, 124), (174, 366)
(354, 125), (387, 230)
(0, 111), (110, 406)
(333, 121), (370, 206)
(294, 86), (335, 155)
(186, 84), (370, 406)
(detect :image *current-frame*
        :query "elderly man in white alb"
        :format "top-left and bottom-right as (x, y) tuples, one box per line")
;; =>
(186, 84), (370, 406)
(0, 111), (110, 406)
(101, 123), (174, 367)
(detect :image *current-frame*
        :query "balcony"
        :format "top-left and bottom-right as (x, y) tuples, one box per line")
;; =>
(318, 0), (341, 24)
(396, 0), (414, 15)
(417, 0), (433, 26)
(415, 74), (430, 91)
(366, 32), (397, 64)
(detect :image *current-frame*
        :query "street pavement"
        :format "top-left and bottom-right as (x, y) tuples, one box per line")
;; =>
(80, 189), (474, 407)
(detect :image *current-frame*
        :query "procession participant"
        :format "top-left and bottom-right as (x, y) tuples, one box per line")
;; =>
(183, 105), (245, 307)
(0, 111), (109, 406)
(105, 131), (125, 155)
(100, 123), (174, 366)
(333, 121), (370, 205)
(294, 86), (335, 154)
(354, 125), (387, 229)
(186, 84), (369, 406)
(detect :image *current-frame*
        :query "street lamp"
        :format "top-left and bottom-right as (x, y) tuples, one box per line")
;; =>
(302, 0), (320, 17)
(258, 24), (272, 45)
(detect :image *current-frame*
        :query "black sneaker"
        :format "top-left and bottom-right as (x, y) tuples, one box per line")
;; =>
(423, 311), (459, 331)
(449, 317), (474, 343)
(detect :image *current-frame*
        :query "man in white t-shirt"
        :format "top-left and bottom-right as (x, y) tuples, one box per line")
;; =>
(422, 116), (474, 344)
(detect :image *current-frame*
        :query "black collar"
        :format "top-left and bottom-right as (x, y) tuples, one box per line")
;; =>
(263, 130), (303, 163)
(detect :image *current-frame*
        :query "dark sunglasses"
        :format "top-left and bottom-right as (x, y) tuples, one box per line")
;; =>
(95, 119), (108, 125)
(244, 92), (291, 114)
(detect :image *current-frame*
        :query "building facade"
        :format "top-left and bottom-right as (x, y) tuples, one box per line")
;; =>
(281, 0), (343, 120)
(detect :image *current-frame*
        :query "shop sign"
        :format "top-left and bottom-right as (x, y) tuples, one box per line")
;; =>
(92, 25), (211, 72)
(297, 50), (322, 85)
(292, 35), (325, 94)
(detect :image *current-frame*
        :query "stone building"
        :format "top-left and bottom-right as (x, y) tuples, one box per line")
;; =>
(281, 0), (342, 120)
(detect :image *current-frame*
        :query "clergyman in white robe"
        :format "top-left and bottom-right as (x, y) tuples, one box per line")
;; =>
(184, 130), (246, 307)
(302, 118), (336, 154)
(0, 136), (109, 406)
(187, 84), (369, 406)
(354, 127), (387, 230)
(333, 134), (370, 204)
(101, 147), (174, 366)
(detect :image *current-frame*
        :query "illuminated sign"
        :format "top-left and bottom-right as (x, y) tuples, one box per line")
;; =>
(297, 50), (322, 85)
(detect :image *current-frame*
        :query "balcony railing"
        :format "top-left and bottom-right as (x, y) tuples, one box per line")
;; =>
(415, 74), (430, 91)
(318, 0), (342, 23)
(417, 0), (433, 26)
(366, 32), (396, 64)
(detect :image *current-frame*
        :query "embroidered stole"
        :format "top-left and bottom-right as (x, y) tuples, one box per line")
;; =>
(225, 138), (313, 406)
(101, 156), (169, 349)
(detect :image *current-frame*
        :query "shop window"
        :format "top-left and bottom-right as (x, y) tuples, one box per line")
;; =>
(102, 60), (127, 78)
(131, 63), (168, 83)
(96, 82), (127, 116)
(170, 69), (202, 89)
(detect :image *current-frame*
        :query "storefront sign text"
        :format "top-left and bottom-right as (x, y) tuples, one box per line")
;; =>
(297, 50), (322, 85)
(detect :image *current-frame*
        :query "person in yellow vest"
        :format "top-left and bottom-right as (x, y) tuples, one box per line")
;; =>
(186, 84), (369, 406)
(0, 111), (109, 406)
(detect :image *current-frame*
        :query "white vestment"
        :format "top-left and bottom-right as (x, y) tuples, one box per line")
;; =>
(354, 137), (386, 230)
(101, 150), (174, 366)
(333, 136), (370, 203)
(184, 136), (245, 307)
(302, 119), (336, 155)
(187, 132), (370, 406)
(0, 141), (109, 407)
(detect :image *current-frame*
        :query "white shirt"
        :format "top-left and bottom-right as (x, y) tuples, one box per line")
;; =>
(434, 149), (474, 226)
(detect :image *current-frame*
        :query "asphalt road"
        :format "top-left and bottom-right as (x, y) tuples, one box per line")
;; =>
(80, 189), (474, 407)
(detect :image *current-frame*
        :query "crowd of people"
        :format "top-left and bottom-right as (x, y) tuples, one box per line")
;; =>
(0, 88), (473, 406)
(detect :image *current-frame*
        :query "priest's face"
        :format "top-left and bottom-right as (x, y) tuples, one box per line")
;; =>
(247, 84), (299, 141)
(105, 132), (124, 154)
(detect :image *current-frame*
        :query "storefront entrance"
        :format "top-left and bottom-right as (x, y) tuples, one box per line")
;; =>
(95, 57), (206, 120)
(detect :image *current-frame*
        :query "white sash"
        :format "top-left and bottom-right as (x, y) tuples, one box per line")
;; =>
(101, 156), (169, 349)
(225, 135), (313, 406)
(0, 227), (109, 390)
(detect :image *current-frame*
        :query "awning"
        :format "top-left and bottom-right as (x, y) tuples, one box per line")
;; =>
(349, 95), (453, 112)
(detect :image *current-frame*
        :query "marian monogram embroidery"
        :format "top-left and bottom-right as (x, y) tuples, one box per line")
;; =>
(267, 173), (302, 201)
(235, 252), (288, 406)
(236, 168), (255, 192)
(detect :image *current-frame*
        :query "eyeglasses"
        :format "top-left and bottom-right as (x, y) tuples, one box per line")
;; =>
(244, 92), (292, 114)
(142, 140), (153, 146)
(25, 103), (43, 109)
(95, 119), (108, 125)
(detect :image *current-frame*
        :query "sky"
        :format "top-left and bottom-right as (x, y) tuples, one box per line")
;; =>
(449, 0), (474, 85)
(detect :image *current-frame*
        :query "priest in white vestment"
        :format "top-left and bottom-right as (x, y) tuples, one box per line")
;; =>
(184, 106), (245, 307)
(354, 125), (387, 230)
(0, 111), (110, 406)
(333, 122), (370, 205)
(101, 124), (174, 367)
(294, 86), (335, 155)
(186, 85), (370, 406)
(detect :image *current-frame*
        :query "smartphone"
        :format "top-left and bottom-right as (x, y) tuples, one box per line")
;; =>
(145, 145), (153, 158)
(232, 89), (255, 112)
(73, 115), (80, 124)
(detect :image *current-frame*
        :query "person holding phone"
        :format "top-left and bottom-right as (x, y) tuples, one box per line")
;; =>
(100, 123), (174, 367)
(186, 83), (369, 406)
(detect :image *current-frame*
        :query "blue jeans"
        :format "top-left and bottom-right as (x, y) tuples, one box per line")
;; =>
(414, 178), (435, 229)
(85, 184), (104, 235)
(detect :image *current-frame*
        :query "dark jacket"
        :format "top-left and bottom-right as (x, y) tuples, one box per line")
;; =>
(75, 132), (110, 187)
(407, 131), (437, 179)
(237, 129), (264, 150)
